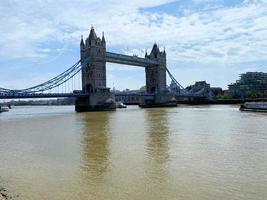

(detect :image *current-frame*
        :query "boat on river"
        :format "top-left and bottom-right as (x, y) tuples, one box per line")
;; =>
(116, 101), (127, 108)
(240, 102), (267, 112)
(0, 106), (9, 113)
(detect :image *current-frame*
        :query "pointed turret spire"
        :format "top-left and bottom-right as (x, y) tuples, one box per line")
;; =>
(163, 46), (166, 55)
(89, 25), (97, 42)
(150, 43), (160, 57)
(80, 35), (85, 49)
(145, 49), (148, 57)
(102, 32), (106, 45)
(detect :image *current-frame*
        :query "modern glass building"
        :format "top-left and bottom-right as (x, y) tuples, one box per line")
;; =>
(228, 72), (267, 97)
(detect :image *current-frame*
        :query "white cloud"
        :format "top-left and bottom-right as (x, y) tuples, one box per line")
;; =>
(0, 0), (267, 89)
(192, 0), (221, 4)
(0, 0), (266, 63)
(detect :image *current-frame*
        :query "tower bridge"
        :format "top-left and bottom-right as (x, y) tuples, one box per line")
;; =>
(0, 26), (202, 112)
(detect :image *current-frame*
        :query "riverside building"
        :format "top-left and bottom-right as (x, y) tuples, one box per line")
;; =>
(228, 72), (267, 98)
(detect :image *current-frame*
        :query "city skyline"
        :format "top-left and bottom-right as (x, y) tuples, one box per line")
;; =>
(0, 0), (267, 90)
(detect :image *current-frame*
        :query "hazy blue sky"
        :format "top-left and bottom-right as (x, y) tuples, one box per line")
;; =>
(0, 0), (266, 90)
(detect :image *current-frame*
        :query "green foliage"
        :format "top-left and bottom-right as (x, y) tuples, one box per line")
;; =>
(139, 85), (146, 92)
(244, 91), (265, 98)
(216, 93), (233, 100)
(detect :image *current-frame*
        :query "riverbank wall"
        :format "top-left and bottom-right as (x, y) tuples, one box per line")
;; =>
(177, 98), (267, 105)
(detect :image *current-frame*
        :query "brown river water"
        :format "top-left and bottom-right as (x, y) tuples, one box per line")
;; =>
(0, 105), (266, 200)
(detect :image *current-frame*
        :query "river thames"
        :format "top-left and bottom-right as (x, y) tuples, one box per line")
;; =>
(0, 105), (266, 200)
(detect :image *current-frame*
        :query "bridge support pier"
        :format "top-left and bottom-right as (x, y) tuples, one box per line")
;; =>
(139, 92), (177, 108)
(75, 91), (116, 112)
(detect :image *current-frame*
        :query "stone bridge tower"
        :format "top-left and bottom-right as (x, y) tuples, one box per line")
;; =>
(140, 44), (176, 107)
(75, 27), (115, 112)
(145, 44), (166, 94)
(80, 27), (106, 92)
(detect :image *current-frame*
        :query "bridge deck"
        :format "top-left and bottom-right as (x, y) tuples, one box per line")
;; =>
(0, 92), (204, 100)
(0, 93), (89, 99)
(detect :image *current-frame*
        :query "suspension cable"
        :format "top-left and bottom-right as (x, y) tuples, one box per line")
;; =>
(0, 58), (91, 94)
(166, 67), (185, 90)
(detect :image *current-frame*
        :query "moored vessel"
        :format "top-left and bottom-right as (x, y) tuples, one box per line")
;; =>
(240, 102), (267, 112)
(0, 106), (9, 113)
(116, 101), (127, 108)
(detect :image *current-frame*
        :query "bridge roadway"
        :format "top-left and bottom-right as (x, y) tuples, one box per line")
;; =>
(106, 52), (159, 67)
(0, 92), (204, 100)
(0, 93), (89, 99)
(0, 92), (156, 100)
